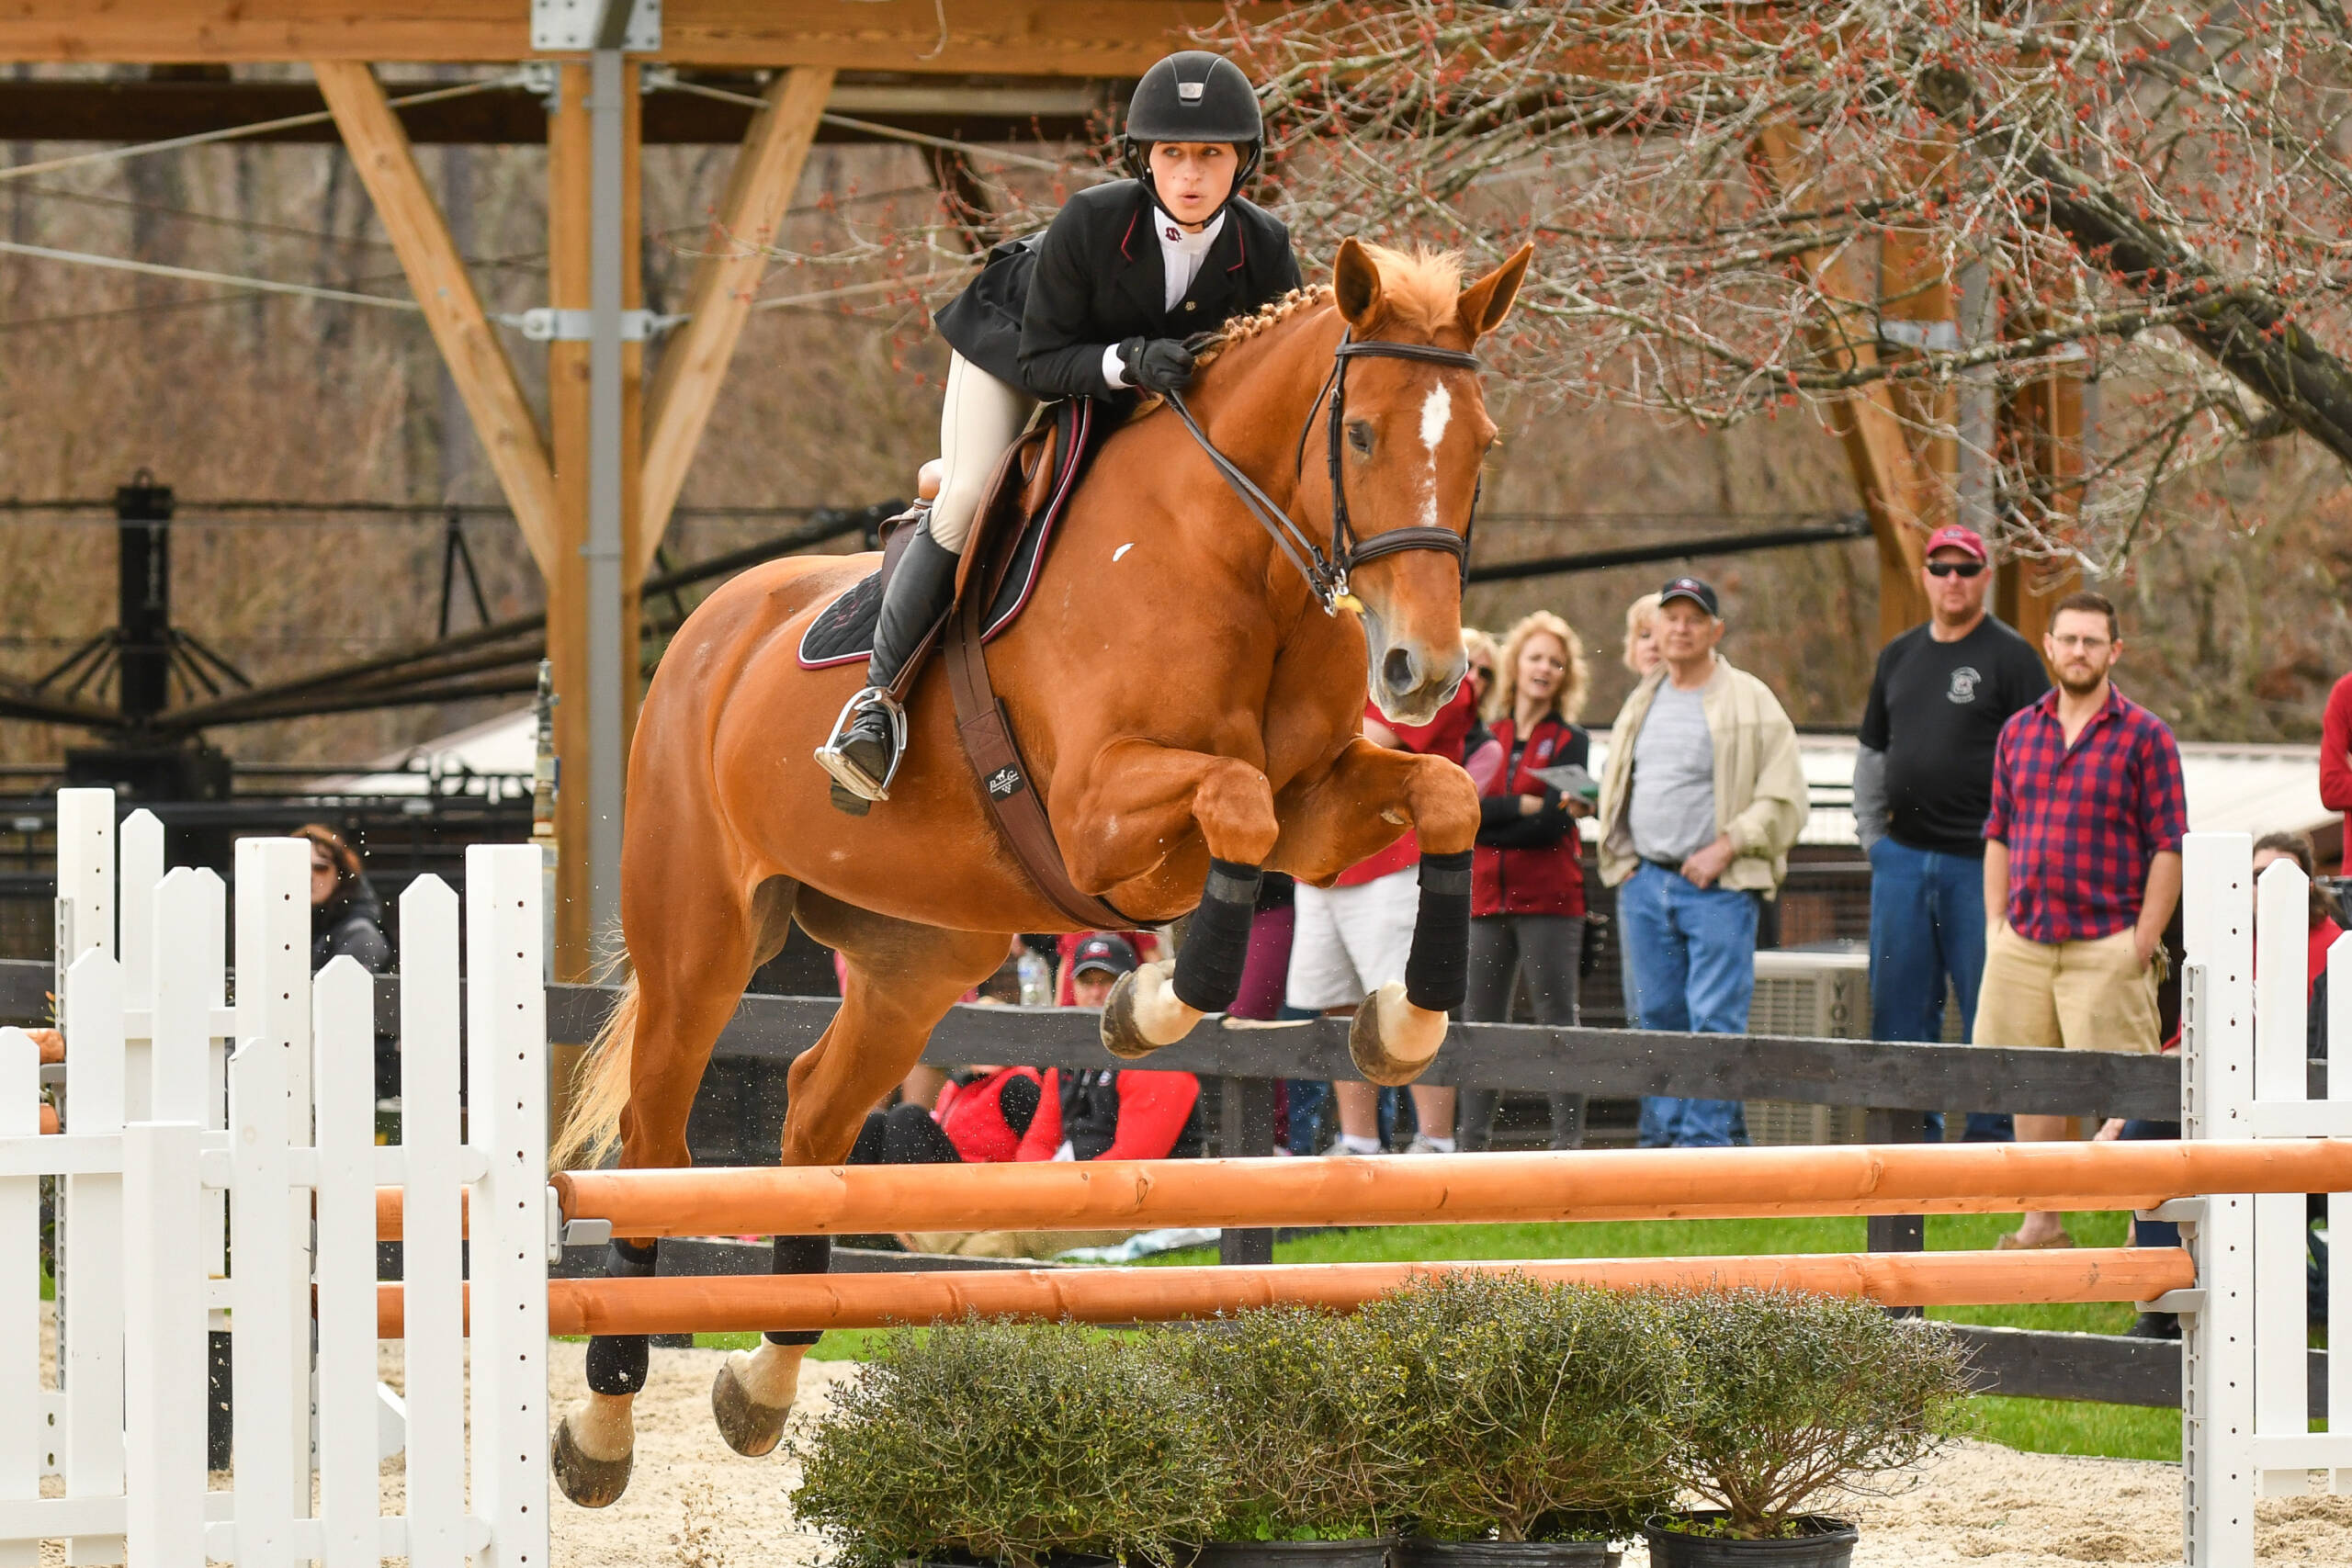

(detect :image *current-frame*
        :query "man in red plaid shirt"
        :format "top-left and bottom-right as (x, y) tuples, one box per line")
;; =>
(1975, 589), (2188, 1249)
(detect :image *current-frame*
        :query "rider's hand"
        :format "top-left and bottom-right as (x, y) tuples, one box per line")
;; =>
(1117, 336), (1197, 395)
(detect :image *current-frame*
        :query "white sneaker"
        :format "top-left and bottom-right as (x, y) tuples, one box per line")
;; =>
(1327, 1139), (1386, 1157)
(1402, 1135), (1454, 1156)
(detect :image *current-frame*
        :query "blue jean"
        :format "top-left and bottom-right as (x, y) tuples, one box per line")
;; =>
(1620, 862), (1755, 1147)
(1866, 837), (2012, 1143)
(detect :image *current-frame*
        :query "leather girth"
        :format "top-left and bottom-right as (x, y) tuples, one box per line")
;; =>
(944, 432), (1132, 933)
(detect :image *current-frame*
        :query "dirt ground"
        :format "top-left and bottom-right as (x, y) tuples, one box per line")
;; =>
(530, 1345), (2352, 1568)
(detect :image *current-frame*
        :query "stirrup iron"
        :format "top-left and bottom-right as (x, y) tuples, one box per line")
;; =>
(813, 686), (909, 803)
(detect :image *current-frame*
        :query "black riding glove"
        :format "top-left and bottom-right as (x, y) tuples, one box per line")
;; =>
(1116, 336), (1196, 396)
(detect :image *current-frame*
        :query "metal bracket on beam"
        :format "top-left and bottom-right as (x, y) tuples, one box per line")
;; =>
(2145, 1197), (2208, 1224)
(504, 307), (679, 343)
(1877, 318), (1962, 353)
(533, 0), (662, 52)
(2137, 1288), (2205, 1316)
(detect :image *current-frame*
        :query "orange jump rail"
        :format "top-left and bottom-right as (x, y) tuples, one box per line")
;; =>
(375, 1247), (2197, 1338)
(376, 1139), (2350, 1243)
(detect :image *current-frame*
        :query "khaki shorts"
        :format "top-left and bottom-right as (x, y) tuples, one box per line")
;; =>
(1972, 924), (2159, 1054)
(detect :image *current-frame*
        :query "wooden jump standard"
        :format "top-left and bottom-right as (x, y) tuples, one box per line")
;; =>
(369, 1137), (2352, 1239)
(377, 1247), (2198, 1337)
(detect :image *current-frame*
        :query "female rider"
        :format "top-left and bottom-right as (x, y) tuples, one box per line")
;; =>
(817, 50), (1305, 804)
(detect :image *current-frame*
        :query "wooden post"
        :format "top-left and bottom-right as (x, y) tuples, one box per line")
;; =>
(1996, 353), (2086, 663)
(1752, 126), (1936, 644)
(312, 62), (557, 576)
(639, 66), (833, 576)
(547, 62), (644, 980)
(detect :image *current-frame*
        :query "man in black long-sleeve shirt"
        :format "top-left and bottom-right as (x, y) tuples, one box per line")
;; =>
(1854, 525), (2049, 1141)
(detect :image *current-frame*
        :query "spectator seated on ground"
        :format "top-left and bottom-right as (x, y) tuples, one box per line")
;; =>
(853, 934), (1205, 1257)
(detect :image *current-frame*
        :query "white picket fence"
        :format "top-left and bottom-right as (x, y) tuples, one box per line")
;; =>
(0, 795), (2346, 1566)
(6, 790), (547, 1565)
(2178, 834), (2352, 1561)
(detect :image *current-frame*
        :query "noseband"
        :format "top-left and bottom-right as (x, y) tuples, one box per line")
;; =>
(1164, 330), (1481, 615)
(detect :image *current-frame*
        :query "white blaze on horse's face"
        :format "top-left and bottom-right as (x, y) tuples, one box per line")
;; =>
(1417, 383), (1452, 529)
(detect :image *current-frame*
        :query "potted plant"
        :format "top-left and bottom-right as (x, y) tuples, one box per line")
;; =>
(792, 1316), (1227, 1567)
(1642, 1290), (1972, 1566)
(1364, 1273), (1683, 1566)
(1163, 1304), (1419, 1568)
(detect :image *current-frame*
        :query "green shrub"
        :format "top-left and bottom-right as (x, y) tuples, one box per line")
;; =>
(791, 1317), (1228, 1567)
(1661, 1290), (1973, 1540)
(1162, 1305), (1419, 1541)
(1359, 1273), (1684, 1541)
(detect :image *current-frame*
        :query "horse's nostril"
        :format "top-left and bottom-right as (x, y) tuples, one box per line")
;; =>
(1383, 647), (1419, 694)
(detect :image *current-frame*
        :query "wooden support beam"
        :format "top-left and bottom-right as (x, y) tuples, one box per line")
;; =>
(639, 65), (834, 576)
(1996, 360), (2086, 657)
(313, 61), (558, 576)
(0, 0), (1261, 70)
(1754, 125), (1936, 644)
(545, 62), (645, 981)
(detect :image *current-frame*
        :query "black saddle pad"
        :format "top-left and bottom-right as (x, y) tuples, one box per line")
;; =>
(798, 399), (1100, 670)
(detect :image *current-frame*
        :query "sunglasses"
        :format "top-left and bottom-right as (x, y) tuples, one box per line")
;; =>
(1926, 560), (1986, 578)
(1470, 665), (1493, 681)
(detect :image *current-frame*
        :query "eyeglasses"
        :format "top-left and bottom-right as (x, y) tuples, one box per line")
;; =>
(1470, 665), (1493, 682)
(1925, 561), (1986, 579)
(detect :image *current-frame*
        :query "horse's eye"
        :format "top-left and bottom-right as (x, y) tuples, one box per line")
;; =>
(1347, 420), (1374, 456)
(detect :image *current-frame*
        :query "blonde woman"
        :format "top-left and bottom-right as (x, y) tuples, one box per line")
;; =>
(1622, 592), (1662, 677)
(1459, 627), (1504, 793)
(1458, 611), (1594, 1151)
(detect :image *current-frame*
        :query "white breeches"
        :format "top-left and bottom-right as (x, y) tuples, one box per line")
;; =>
(931, 351), (1037, 555)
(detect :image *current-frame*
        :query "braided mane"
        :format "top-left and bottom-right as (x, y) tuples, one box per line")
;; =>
(1179, 245), (1467, 389)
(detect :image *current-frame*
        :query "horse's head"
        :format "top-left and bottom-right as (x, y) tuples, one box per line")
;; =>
(1325, 238), (1532, 725)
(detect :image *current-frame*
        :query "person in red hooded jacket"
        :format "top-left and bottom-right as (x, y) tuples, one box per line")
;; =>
(1457, 611), (1595, 1151)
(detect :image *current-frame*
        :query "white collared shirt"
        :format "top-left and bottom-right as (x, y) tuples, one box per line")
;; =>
(1101, 206), (1228, 389)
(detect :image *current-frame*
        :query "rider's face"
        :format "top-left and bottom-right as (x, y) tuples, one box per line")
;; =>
(1148, 141), (1239, 230)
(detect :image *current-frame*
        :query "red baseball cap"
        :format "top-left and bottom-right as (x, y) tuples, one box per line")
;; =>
(1923, 525), (1988, 563)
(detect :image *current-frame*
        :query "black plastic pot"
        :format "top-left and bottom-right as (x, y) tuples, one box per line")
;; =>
(1641, 1516), (1857, 1567)
(1193, 1540), (1395, 1568)
(1395, 1539), (1611, 1568)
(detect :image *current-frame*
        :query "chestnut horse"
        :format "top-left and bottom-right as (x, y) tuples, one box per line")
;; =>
(547, 238), (1534, 1506)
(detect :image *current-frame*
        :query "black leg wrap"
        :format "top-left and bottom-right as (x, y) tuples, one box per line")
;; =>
(1172, 858), (1262, 1013)
(584, 1237), (661, 1393)
(765, 1234), (834, 1346)
(1404, 851), (1474, 1014)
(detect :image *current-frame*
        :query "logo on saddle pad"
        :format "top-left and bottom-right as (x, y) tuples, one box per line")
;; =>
(987, 764), (1026, 800)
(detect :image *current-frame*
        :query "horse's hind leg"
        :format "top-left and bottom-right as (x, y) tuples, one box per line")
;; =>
(706, 890), (1010, 1457)
(552, 873), (796, 1508)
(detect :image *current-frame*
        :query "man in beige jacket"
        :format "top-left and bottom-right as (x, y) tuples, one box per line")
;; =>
(1596, 576), (1809, 1145)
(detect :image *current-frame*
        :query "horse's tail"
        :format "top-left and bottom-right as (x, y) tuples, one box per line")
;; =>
(550, 975), (638, 1173)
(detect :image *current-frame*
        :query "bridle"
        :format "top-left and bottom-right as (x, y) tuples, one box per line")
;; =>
(1163, 328), (1481, 615)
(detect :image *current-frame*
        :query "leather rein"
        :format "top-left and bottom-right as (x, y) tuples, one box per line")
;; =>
(1163, 329), (1481, 615)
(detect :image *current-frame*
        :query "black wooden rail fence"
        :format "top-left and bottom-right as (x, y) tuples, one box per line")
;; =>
(0, 960), (2328, 1416)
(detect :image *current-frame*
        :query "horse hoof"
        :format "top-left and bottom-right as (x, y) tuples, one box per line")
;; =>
(552, 1414), (634, 1508)
(1100, 961), (1202, 1059)
(712, 1355), (796, 1458)
(1349, 980), (1446, 1087)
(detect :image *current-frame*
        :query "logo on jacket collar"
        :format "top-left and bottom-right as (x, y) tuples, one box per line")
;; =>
(1165, 223), (1182, 242)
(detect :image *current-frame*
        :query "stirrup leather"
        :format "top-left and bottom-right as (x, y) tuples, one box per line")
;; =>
(813, 686), (909, 802)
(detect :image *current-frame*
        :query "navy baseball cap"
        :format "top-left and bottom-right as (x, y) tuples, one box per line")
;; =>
(1071, 933), (1139, 977)
(1657, 576), (1721, 617)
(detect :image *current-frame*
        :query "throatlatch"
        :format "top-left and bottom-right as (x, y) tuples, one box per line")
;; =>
(1405, 850), (1474, 1014)
(1172, 858), (1262, 1013)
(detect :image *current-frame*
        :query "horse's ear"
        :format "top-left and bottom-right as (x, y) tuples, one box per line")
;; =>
(1455, 243), (1534, 343)
(1333, 238), (1384, 329)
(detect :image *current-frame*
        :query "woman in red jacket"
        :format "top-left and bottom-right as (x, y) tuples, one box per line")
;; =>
(1457, 611), (1594, 1151)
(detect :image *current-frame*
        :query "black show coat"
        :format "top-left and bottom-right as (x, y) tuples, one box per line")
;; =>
(933, 179), (1302, 404)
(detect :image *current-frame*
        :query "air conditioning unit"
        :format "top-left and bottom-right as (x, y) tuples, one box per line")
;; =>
(1745, 950), (1871, 1146)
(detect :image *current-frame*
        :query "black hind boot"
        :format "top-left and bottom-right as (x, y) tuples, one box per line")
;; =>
(815, 526), (961, 807)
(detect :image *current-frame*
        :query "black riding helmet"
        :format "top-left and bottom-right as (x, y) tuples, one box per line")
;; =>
(1120, 51), (1265, 216)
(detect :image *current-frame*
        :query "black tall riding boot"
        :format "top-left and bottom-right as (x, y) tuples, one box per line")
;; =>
(815, 526), (961, 805)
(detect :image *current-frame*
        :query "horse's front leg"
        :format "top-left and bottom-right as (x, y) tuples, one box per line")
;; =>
(1272, 738), (1481, 1086)
(1059, 739), (1281, 1057)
